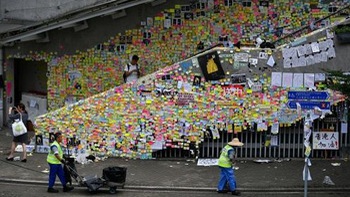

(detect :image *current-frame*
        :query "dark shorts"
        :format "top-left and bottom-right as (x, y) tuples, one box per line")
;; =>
(13, 133), (28, 144)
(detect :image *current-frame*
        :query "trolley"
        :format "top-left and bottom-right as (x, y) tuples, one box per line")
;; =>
(63, 157), (127, 194)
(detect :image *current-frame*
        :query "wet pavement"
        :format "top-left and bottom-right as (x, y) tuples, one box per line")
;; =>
(0, 127), (349, 192)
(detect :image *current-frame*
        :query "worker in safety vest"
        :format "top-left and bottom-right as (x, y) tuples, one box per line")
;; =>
(47, 132), (74, 193)
(217, 138), (243, 196)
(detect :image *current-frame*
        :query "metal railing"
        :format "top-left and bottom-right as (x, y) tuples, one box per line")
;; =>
(153, 103), (349, 159)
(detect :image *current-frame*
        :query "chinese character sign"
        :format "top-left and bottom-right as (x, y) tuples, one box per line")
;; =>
(313, 132), (339, 150)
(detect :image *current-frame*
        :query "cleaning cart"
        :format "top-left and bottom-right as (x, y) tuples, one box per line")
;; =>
(64, 157), (127, 194)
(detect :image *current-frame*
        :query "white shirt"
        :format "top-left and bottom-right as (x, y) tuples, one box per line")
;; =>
(124, 64), (139, 83)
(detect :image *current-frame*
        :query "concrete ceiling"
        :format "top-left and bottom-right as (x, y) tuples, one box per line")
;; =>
(0, 0), (116, 33)
(0, 0), (156, 45)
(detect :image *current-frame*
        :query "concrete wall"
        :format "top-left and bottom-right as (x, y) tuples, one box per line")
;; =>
(0, 0), (106, 21)
(0, 48), (3, 127)
(3, 1), (189, 56)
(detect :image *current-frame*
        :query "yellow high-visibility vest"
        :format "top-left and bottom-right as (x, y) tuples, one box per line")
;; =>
(47, 141), (63, 164)
(218, 144), (233, 168)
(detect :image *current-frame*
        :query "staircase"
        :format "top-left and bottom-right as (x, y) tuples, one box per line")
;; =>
(33, 2), (350, 159)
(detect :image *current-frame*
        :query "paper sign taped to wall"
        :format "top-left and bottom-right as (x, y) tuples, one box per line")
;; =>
(313, 132), (339, 150)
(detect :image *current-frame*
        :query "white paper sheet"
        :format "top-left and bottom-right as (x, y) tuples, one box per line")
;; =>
(271, 72), (282, 87)
(271, 135), (278, 146)
(293, 73), (304, 88)
(283, 58), (292, 68)
(341, 122), (348, 134)
(315, 73), (326, 81)
(282, 72), (293, 87)
(259, 52), (268, 59)
(267, 55), (275, 67)
(271, 123), (279, 134)
(311, 42), (320, 53)
(304, 73), (315, 88)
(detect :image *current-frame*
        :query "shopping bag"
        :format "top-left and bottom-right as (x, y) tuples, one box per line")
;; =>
(12, 113), (27, 137)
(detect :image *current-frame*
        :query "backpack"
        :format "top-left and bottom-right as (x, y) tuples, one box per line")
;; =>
(123, 63), (139, 83)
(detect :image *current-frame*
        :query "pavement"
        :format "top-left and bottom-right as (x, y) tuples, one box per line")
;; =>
(0, 127), (350, 193)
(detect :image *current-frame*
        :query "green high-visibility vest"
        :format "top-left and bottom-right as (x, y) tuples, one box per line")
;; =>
(218, 144), (233, 168)
(47, 141), (63, 164)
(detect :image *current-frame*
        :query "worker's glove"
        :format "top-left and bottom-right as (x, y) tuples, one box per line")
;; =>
(60, 159), (66, 164)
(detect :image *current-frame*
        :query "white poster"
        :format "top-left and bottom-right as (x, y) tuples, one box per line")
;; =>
(259, 52), (268, 59)
(283, 58), (292, 68)
(271, 123), (279, 134)
(341, 122), (348, 134)
(267, 55), (275, 67)
(271, 72), (282, 87)
(282, 73), (293, 87)
(271, 135), (278, 146)
(197, 158), (218, 166)
(293, 73), (304, 88)
(313, 132), (339, 150)
(315, 73), (326, 82)
(311, 42), (320, 53)
(304, 73), (315, 88)
(151, 140), (164, 150)
(164, 19), (171, 29)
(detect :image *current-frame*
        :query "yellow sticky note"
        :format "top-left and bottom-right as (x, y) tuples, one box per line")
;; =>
(234, 125), (242, 133)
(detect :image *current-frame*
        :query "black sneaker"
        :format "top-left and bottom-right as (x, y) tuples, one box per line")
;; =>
(217, 189), (229, 193)
(47, 187), (59, 193)
(63, 185), (74, 192)
(231, 190), (241, 196)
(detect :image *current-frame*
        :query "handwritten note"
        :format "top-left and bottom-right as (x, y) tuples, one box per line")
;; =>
(313, 132), (339, 150)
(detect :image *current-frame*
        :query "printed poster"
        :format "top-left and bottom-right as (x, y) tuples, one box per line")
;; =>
(197, 52), (225, 81)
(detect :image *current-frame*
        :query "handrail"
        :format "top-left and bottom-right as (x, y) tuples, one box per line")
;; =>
(273, 4), (350, 45)
(189, 43), (224, 58)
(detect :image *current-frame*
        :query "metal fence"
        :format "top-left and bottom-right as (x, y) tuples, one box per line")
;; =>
(153, 103), (350, 159)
